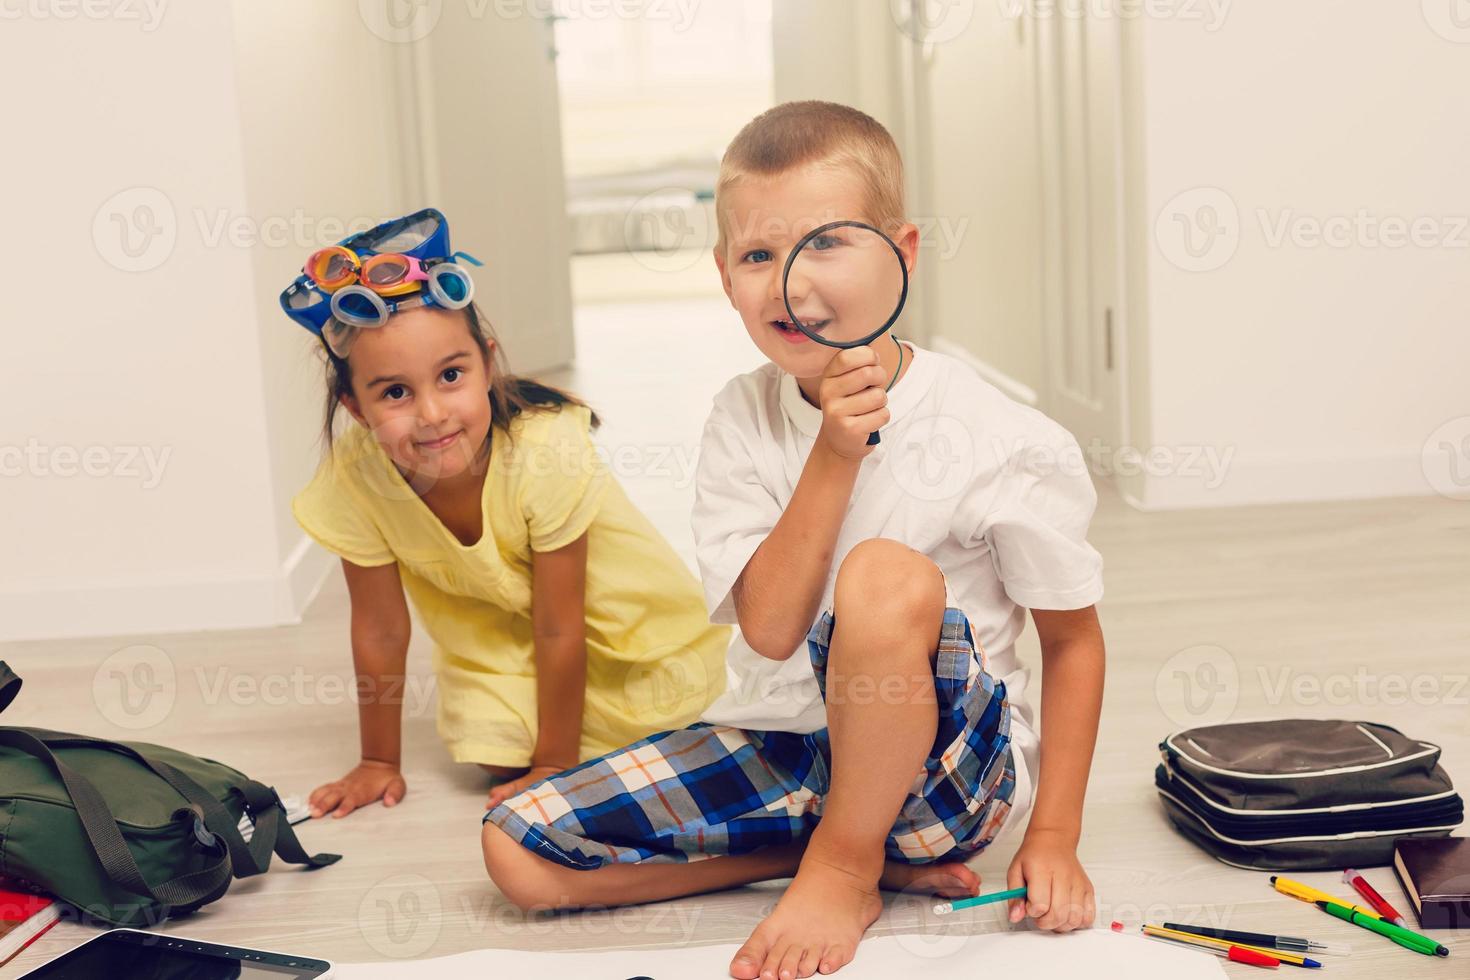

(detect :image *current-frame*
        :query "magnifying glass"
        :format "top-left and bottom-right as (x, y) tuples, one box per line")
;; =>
(781, 220), (909, 445)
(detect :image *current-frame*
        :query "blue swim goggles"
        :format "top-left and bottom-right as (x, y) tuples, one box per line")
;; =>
(279, 207), (483, 358)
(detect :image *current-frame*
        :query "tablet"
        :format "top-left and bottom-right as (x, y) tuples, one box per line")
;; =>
(18, 928), (333, 978)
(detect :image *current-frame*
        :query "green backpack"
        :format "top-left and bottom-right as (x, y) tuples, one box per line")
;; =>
(0, 661), (340, 926)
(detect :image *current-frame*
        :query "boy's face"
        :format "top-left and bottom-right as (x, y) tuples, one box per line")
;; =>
(339, 306), (494, 483)
(715, 165), (917, 380)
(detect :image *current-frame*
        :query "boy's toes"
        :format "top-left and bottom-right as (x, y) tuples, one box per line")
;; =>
(797, 946), (822, 977)
(776, 944), (808, 979)
(729, 931), (773, 979)
(759, 941), (793, 980)
(817, 942), (854, 975)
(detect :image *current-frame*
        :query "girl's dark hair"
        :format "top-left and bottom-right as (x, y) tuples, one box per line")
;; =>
(321, 301), (599, 449)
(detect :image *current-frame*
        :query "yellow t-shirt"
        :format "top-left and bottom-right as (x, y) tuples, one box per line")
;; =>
(292, 403), (729, 767)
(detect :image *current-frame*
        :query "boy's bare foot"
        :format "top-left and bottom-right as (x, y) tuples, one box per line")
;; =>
(729, 846), (884, 980)
(878, 859), (981, 898)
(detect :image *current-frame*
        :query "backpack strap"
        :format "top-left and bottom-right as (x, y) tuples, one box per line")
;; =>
(0, 728), (233, 914)
(0, 662), (20, 716)
(26, 733), (340, 877)
(0, 660), (338, 916)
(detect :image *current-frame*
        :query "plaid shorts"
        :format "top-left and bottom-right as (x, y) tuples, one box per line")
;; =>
(484, 607), (1016, 869)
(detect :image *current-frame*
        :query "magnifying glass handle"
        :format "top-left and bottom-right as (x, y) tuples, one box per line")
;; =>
(867, 431), (881, 446)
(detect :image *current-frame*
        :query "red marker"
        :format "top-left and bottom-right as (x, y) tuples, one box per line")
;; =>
(1342, 868), (1407, 927)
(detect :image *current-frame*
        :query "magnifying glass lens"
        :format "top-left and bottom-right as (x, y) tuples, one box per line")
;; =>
(783, 222), (906, 349)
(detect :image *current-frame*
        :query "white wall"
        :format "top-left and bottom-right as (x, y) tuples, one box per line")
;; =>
(919, 10), (1045, 403)
(0, 1), (574, 641)
(1, 4), (290, 640)
(1133, 4), (1470, 507)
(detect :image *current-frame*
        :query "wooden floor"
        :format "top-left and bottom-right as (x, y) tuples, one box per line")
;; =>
(3, 301), (1467, 977)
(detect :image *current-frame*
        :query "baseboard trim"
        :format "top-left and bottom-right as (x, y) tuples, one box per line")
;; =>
(0, 534), (335, 643)
(929, 336), (1040, 406)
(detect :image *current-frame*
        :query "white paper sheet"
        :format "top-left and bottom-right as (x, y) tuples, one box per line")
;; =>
(333, 927), (1228, 979)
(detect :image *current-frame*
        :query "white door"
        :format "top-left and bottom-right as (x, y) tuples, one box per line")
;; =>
(1034, 5), (1127, 461)
(393, 5), (575, 375)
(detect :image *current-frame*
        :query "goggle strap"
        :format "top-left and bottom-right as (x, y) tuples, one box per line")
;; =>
(449, 251), (484, 267)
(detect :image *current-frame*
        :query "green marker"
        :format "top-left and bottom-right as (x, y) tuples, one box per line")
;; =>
(933, 886), (1028, 916)
(1314, 901), (1448, 957)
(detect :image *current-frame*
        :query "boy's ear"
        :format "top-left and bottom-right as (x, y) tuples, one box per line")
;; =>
(894, 222), (921, 277)
(712, 247), (737, 308)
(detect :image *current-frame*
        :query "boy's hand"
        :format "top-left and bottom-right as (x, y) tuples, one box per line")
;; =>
(308, 759), (406, 819)
(1005, 828), (1096, 932)
(816, 346), (891, 460)
(485, 765), (565, 810)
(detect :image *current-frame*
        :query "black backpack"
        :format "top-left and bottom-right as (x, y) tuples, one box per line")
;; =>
(1155, 719), (1464, 870)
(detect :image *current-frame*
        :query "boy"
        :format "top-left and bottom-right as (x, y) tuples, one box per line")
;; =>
(483, 101), (1106, 980)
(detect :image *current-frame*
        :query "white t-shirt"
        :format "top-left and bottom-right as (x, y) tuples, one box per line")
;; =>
(691, 343), (1105, 835)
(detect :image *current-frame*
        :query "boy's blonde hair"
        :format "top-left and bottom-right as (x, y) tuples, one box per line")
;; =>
(714, 100), (906, 254)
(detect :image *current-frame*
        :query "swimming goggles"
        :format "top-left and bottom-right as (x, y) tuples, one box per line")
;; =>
(279, 207), (483, 358)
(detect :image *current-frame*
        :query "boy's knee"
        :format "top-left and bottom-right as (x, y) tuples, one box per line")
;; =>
(835, 539), (946, 628)
(481, 822), (563, 912)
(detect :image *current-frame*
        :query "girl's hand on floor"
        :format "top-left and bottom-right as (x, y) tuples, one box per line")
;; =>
(1004, 827), (1096, 932)
(308, 760), (407, 819)
(484, 765), (566, 810)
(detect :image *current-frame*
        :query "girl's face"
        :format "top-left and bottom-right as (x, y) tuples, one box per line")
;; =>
(339, 306), (494, 483)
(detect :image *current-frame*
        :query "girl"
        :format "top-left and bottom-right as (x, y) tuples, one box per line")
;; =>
(281, 209), (729, 817)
